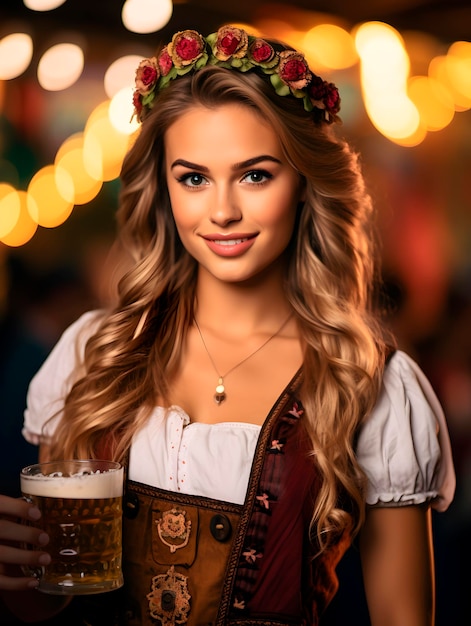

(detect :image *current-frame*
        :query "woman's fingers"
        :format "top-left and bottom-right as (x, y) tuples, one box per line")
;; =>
(0, 538), (50, 566)
(0, 517), (49, 547)
(0, 495), (50, 591)
(0, 494), (41, 522)
(0, 573), (39, 591)
(0, 519), (49, 544)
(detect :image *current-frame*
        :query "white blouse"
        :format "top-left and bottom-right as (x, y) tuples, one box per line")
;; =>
(23, 311), (455, 510)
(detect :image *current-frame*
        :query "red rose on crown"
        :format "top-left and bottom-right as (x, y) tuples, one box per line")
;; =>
(169, 30), (205, 69)
(325, 82), (341, 113)
(277, 50), (312, 90)
(158, 46), (173, 76)
(135, 57), (159, 95)
(308, 75), (341, 114)
(132, 90), (143, 117)
(249, 38), (276, 64)
(214, 26), (248, 61)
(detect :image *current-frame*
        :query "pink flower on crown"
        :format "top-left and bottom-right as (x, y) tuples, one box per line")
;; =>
(169, 30), (205, 69)
(135, 57), (159, 96)
(249, 38), (276, 64)
(308, 75), (341, 114)
(214, 26), (248, 61)
(158, 45), (173, 76)
(277, 50), (312, 90)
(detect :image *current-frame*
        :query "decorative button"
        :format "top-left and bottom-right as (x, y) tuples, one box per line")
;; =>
(147, 567), (190, 623)
(123, 492), (140, 519)
(210, 514), (232, 542)
(161, 589), (176, 611)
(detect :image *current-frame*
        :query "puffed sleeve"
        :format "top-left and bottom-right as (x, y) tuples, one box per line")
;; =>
(22, 310), (103, 445)
(356, 350), (455, 512)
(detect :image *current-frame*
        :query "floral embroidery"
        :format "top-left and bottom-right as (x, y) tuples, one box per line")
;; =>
(147, 566), (191, 624)
(270, 439), (284, 452)
(156, 508), (191, 553)
(233, 597), (246, 610)
(288, 402), (304, 419)
(242, 547), (263, 564)
(256, 492), (270, 510)
(230, 390), (307, 615)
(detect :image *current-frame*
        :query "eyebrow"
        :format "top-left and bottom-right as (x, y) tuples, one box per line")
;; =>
(170, 155), (282, 172)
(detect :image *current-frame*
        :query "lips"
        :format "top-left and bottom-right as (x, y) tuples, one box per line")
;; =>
(202, 233), (258, 257)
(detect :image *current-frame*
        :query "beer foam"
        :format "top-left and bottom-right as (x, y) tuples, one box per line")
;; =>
(21, 468), (124, 499)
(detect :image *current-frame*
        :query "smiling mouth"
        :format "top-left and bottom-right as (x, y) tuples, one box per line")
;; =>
(213, 238), (249, 246)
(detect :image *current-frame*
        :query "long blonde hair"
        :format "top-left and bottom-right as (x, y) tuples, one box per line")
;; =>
(49, 64), (388, 546)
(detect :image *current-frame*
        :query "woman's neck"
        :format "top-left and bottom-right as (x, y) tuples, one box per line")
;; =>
(194, 268), (292, 334)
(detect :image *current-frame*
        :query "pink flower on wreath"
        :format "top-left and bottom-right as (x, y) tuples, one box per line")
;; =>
(158, 45), (173, 76)
(214, 26), (248, 61)
(277, 50), (312, 90)
(249, 38), (276, 64)
(169, 30), (205, 69)
(135, 57), (159, 95)
(308, 75), (341, 114)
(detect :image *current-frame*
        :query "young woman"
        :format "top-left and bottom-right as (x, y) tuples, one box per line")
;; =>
(0, 26), (455, 626)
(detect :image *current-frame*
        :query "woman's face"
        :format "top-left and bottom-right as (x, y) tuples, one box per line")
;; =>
(165, 103), (304, 286)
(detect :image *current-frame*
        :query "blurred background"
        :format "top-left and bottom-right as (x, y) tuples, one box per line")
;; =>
(0, 1), (470, 624)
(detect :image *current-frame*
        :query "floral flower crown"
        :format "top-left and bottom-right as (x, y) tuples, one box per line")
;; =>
(133, 25), (341, 124)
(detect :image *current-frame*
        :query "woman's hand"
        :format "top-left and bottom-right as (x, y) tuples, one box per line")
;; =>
(0, 494), (50, 591)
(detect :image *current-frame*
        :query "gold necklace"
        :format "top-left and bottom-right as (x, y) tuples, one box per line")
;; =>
(194, 313), (293, 405)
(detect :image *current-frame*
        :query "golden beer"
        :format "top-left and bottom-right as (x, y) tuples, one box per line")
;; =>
(21, 460), (124, 595)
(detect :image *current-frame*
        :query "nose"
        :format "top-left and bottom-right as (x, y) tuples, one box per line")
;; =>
(209, 186), (242, 226)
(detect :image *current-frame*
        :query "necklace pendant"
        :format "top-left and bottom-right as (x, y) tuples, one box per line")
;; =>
(214, 377), (226, 405)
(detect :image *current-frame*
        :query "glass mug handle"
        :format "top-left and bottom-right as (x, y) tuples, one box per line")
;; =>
(20, 495), (45, 581)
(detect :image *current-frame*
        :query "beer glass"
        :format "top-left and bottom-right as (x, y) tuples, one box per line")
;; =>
(21, 459), (124, 595)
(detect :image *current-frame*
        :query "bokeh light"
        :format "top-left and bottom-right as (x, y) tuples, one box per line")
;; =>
(0, 33), (34, 80)
(26, 165), (74, 227)
(446, 41), (471, 104)
(55, 134), (102, 205)
(109, 87), (140, 135)
(104, 55), (143, 98)
(37, 43), (84, 91)
(0, 190), (38, 247)
(355, 21), (421, 141)
(303, 24), (357, 70)
(0, 184), (20, 239)
(23, 0), (67, 9)
(429, 55), (471, 111)
(122, 0), (173, 34)
(83, 101), (131, 181)
(408, 75), (455, 131)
